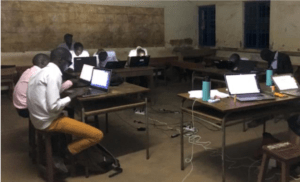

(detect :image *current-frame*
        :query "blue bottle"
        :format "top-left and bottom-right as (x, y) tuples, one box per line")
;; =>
(202, 76), (211, 101)
(266, 69), (273, 86)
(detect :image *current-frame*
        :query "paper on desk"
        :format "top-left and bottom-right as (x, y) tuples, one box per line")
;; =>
(188, 90), (229, 99)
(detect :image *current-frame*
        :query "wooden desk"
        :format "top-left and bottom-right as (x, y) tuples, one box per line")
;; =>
(70, 82), (150, 159)
(178, 90), (300, 182)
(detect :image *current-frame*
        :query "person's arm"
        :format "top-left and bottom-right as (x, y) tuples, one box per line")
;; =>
(46, 74), (71, 113)
(60, 80), (73, 92)
(284, 55), (294, 74)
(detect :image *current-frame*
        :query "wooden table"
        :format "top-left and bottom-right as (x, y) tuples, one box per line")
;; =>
(178, 89), (300, 182)
(69, 82), (151, 159)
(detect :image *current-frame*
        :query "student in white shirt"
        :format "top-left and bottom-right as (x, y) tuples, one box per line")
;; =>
(128, 46), (148, 57)
(95, 50), (118, 68)
(27, 47), (103, 158)
(58, 34), (75, 51)
(69, 42), (90, 70)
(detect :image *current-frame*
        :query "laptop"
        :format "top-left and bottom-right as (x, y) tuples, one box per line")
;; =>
(74, 57), (97, 72)
(224, 73), (275, 102)
(75, 64), (94, 87)
(82, 68), (112, 97)
(232, 60), (257, 73)
(128, 56), (150, 67)
(272, 74), (300, 96)
(105, 61), (127, 69)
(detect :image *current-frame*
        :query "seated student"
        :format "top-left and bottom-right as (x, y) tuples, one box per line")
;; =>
(58, 33), (75, 51)
(97, 50), (118, 68)
(260, 48), (293, 74)
(27, 48), (103, 170)
(228, 53), (249, 71)
(69, 42), (90, 70)
(13, 54), (73, 118)
(92, 48), (105, 66)
(128, 46), (148, 57)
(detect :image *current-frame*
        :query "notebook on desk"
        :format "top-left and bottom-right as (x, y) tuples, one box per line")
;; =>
(82, 68), (112, 97)
(74, 57), (97, 72)
(224, 73), (275, 102)
(128, 56), (150, 67)
(272, 74), (300, 96)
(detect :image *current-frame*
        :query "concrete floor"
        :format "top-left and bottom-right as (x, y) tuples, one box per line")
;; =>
(1, 79), (297, 182)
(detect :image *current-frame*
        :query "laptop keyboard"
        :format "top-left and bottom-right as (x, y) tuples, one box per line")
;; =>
(82, 89), (105, 97)
(284, 90), (300, 95)
(237, 93), (265, 101)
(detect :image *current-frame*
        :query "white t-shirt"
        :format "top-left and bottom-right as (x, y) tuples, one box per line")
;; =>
(69, 50), (90, 70)
(128, 47), (148, 57)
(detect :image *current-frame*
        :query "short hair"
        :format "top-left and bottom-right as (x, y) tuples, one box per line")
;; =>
(98, 51), (108, 62)
(74, 42), (83, 50)
(50, 47), (72, 64)
(260, 48), (273, 62)
(32, 53), (49, 66)
(137, 48), (145, 56)
(228, 53), (240, 64)
(64, 33), (73, 40)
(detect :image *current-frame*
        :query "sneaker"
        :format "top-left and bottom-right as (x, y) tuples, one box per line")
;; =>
(135, 109), (145, 115)
(53, 156), (68, 173)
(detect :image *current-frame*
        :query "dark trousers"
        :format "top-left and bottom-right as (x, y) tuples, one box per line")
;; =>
(16, 108), (29, 118)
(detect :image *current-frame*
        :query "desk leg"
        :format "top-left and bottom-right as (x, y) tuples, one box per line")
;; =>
(145, 98), (149, 159)
(222, 114), (229, 182)
(81, 108), (85, 123)
(263, 121), (266, 133)
(181, 110), (184, 170)
(105, 113), (108, 133)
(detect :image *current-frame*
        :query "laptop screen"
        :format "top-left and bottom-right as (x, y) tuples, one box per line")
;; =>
(91, 69), (110, 89)
(80, 64), (94, 82)
(225, 74), (260, 95)
(273, 75), (298, 90)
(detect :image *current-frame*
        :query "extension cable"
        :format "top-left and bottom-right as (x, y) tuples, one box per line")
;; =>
(183, 126), (196, 132)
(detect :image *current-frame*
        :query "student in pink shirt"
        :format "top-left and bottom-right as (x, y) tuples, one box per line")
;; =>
(13, 54), (73, 118)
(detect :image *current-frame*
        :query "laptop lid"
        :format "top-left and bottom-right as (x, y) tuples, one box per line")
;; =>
(74, 57), (97, 72)
(224, 74), (261, 96)
(129, 56), (150, 67)
(90, 68), (111, 92)
(79, 64), (94, 83)
(235, 60), (257, 73)
(272, 74), (299, 91)
(105, 61), (126, 69)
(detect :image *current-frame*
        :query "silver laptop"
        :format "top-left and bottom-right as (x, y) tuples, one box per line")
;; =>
(82, 68), (112, 97)
(272, 74), (300, 96)
(224, 73), (275, 102)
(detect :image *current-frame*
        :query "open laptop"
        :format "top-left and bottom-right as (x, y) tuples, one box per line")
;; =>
(74, 57), (97, 72)
(75, 64), (94, 87)
(272, 74), (300, 96)
(128, 56), (150, 67)
(105, 61), (127, 69)
(82, 68), (112, 97)
(232, 60), (257, 73)
(224, 73), (275, 101)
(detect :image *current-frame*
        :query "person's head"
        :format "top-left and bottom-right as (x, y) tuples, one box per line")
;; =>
(74, 42), (84, 56)
(229, 53), (241, 65)
(260, 49), (274, 63)
(64, 34), (73, 45)
(98, 51), (108, 62)
(32, 54), (50, 68)
(50, 48), (72, 72)
(137, 48), (145, 57)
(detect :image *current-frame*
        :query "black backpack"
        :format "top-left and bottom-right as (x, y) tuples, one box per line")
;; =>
(110, 72), (124, 86)
(75, 144), (122, 178)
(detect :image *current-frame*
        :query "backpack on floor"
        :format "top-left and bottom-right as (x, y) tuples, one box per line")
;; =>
(75, 144), (122, 177)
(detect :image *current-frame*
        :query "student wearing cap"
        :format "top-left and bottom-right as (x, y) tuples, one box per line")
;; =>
(58, 33), (75, 51)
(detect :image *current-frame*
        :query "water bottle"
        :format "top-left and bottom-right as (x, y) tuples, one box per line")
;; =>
(202, 76), (211, 101)
(266, 69), (273, 86)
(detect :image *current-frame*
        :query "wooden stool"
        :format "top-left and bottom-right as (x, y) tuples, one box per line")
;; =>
(36, 130), (54, 182)
(257, 142), (300, 182)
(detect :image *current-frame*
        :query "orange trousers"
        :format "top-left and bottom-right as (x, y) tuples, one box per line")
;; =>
(46, 116), (103, 155)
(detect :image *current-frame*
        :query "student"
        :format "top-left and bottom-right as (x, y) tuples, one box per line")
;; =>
(228, 53), (249, 71)
(69, 42), (89, 70)
(27, 48), (103, 168)
(58, 33), (75, 51)
(260, 48), (293, 74)
(128, 46), (148, 57)
(96, 50), (118, 68)
(13, 54), (73, 118)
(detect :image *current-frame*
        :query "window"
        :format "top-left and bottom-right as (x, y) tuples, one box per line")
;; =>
(198, 5), (216, 47)
(244, 1), (270, 49)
